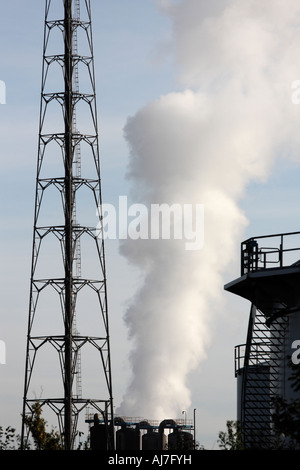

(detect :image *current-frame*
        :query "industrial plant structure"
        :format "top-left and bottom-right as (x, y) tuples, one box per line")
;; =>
(225, 231), (300, 449)
(88, 415), (195, 451)
(21, 0), (300, 453)
(21, 0), (114, 450)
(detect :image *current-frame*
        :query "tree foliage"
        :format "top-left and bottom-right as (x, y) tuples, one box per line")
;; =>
(0, 426), (18, 450)
(218, 420), (244, 450)
(0, 403), (89, 450)
(271, 359), (300, 449)
(22, 402), (62, 450)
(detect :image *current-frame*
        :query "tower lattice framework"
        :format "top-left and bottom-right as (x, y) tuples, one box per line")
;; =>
(21, 0), (114, 450)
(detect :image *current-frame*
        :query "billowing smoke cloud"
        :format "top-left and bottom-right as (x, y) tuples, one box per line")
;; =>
(117, 0), (300, 419)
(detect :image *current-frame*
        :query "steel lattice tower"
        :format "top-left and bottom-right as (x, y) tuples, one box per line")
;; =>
(21, 0), (114, 450)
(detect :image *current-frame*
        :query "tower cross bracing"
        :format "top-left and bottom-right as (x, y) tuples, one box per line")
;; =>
(21, 0), (114, 450)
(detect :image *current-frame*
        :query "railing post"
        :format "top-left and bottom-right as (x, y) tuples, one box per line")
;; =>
(280, 235), (283, 267)
(241, 243), (244, 275)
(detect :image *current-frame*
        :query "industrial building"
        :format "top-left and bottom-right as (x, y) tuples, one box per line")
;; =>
(88, 414), (195, 451)
(23, 0), (300, 452)
(225, 231), (300, 449)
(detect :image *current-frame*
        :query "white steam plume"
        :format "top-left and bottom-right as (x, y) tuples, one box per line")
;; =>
(117, 0), (300, 420)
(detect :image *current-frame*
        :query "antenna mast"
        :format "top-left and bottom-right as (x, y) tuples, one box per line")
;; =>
(21, 0), (114, 450)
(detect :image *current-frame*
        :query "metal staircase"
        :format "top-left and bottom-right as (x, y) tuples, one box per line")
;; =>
(235, 305), (289, 448)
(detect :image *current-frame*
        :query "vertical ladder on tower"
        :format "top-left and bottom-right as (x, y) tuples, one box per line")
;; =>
(72, 0), (82, 401)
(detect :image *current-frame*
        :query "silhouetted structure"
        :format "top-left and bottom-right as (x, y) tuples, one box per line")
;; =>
(88, 416), (194, 451)
(21, 0), (114, 450)
(225, 231), (300, 448)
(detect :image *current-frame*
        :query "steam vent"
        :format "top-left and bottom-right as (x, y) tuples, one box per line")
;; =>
(224, 231), (300, 449)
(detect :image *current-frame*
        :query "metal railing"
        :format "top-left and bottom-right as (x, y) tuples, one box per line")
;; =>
(235, 342), (271, 377)
(235, 344), (246, 376)
(241, 231), (300, 275)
